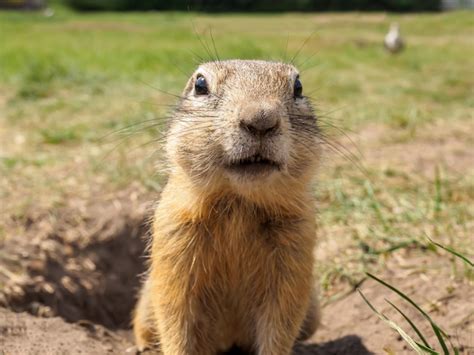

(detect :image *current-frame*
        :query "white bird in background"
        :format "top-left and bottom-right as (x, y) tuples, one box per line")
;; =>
(384, 22), (405, 54)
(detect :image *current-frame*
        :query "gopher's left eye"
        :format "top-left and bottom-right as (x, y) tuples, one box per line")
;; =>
(294, 77), (303, 98)
(195, 75), (209, 96)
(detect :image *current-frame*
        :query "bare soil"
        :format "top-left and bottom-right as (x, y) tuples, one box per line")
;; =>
(0, 234), (474, 355)
(347, 119), (474, 178)
(0, 188), (151, 329)
(313, 256), (474, 354)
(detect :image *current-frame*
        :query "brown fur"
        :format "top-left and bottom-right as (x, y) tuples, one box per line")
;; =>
(133, 60), (321, 354)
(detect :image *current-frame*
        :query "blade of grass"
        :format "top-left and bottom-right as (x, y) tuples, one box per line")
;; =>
(428, 238), (474, 267)
(385, 299), (432, 350)
(434, 166), (443, 214)
(415, 342), (440, 355)
(432, 326), (450, 355)
(358, 289), (427, 355)
(364, 239), (420, 255)
(366, 273), (451, 355)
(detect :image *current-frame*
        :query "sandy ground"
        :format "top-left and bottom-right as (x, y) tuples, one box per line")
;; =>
(1, 253), (472, 354)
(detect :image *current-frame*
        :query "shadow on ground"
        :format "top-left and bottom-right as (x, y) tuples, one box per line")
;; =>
(294, 336), (373, 355)
(222, 336), (373, 355)
(0, 199), (149, 329)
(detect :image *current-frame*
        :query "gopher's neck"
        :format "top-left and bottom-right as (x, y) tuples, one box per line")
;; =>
(160, 171), (315, 225)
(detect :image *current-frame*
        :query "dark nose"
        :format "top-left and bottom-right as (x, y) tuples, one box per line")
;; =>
(239, 106), (281, 137)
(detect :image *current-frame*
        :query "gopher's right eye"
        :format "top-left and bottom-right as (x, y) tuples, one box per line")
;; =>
(194, 76), (209, 95)
(294, 77), (303, 98)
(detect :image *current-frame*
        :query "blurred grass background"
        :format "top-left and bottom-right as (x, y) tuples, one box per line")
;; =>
(0, 3), (473, 299)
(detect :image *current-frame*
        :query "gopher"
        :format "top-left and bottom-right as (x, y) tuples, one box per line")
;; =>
(133, 60), (321, 355)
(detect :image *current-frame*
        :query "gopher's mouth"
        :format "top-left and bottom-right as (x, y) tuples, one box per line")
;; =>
(226, 154), (281, 175)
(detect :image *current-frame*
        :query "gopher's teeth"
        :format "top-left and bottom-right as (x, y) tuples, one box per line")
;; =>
(231, 156), (278, 166)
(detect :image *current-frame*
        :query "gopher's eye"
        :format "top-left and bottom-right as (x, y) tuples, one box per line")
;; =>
(294, 77), (303, 98)
(195, 75), (209, 96)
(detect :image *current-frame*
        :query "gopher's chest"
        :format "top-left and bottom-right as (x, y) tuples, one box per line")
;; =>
(152, 196), (316, 292)
(191, 213), (314, 286)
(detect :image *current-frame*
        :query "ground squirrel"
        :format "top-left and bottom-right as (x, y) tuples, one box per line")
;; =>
(133, 60), (321, 354)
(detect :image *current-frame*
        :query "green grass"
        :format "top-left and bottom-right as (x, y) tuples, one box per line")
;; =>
(0, 6), (473, 309)
(359, 241), (473, 354)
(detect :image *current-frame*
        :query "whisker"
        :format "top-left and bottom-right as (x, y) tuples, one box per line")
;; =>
(191, 20), (217, 64)
(138, 79), (187, 101)
(289, 28), (320, 66)
(209, 28), (221, 64)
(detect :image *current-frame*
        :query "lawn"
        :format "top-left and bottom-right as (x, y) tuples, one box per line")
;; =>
(0, 5), (473, 353)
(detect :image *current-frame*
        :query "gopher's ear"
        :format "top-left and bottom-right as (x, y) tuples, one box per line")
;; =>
(182, 75), (195, 96)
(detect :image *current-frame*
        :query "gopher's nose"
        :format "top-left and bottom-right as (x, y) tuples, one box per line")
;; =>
(239, 106), (281, 137)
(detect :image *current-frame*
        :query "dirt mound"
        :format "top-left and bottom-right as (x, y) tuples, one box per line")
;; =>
(0, 306), (373, 355)
(0, 191), (151, 329)
(0, 307), (370, 355)
(2, 243), (471, 354)
(0, 307), (132, 354)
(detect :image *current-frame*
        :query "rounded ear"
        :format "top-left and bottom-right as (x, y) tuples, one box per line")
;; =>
(182, 75), (195, 96)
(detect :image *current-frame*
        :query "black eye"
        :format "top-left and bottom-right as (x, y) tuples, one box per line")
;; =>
(194, 75), (209, 96)
(294, 77), (303, 98)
